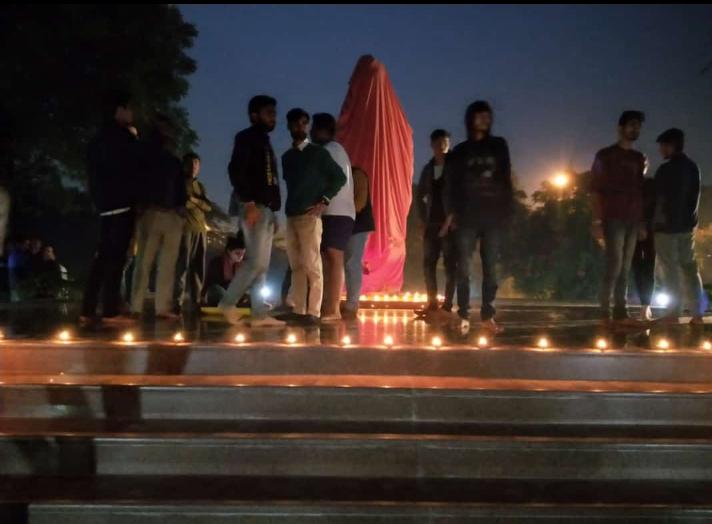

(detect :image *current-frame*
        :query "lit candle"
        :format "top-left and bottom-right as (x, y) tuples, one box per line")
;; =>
(173, 332), (184, 343)
(537, 337), (549, 349)
(477, 336), (489, 348)
(656, 338), (670, 350)
(431, 336), (443, 348)
(703, 341), (712, 351)
(286, 333), (297, 344)
(341, 335), (351, 346)
(595, 338), (608, 350)
(234, 333), (246, 344)
(384, 335), (394, 347)
(56, 330), (71, 342)
(121, 332), (135, 344)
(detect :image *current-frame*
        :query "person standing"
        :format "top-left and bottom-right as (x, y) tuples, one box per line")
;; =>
(417, 129), (457, 313)
(311, 113), (355, 322)
(342, 166), (375, 320)
(590, 110), (647, 325)
(282, 108), (346, 325)
(632, 176), (656, 321)
(443, 101), (513, 334)
(219, 95), (285, 327)
(130, 113), (187, 320)
(80, 92), (139, 325)
(174, 152), (211, 313)
(652, 128), (706, 325)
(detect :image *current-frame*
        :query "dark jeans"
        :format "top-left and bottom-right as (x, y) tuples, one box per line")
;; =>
(455, 226), (499, 321)
(423, 224), (456, 310)
(174, 229), (207, 309)
(632, 232), (655, 306)
(81, 211), (134, 318)
(599, 219), (638, 319)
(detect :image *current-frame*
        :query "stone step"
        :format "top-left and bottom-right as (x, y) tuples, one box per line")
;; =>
(26, 502), (712, 524)
(3, 386), (712, 435)
(3, 434), (712, 480)
(3, 343), (712, 385)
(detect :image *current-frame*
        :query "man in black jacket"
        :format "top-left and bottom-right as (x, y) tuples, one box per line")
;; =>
(80, 92), (139, 325)
(652, 128), (706, 324)
(130, 113), (187, 320)
(443, 101), (513, 334)
(219, 95), (285, 327)
(416, 129), (456, 313)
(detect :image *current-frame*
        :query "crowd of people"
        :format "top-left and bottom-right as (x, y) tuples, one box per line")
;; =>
(417, 107), (705, 333)
(7, 237), (68, 301)
(80, 91), (705, 332)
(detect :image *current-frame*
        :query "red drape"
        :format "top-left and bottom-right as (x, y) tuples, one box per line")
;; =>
(336, 55), (413, 293)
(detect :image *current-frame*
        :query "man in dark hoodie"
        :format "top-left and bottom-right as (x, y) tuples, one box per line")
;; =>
(130, 113), (187, 320)
(219, 95), (285, 327)
(417, 128), (456, 313)
(80, 92), (139, 325)
(652, 128), (706, 325)
(443, 101), (513, 334)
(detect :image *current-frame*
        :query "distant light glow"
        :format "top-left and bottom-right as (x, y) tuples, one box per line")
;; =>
(551, 172), (570, 188)
(260, 286), (272, 299)
(654, 292), (671, 308)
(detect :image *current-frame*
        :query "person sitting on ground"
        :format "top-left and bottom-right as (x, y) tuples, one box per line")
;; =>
(203, 233), (249, 307)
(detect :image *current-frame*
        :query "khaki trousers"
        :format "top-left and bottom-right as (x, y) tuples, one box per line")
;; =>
(286, 214), (323, 317)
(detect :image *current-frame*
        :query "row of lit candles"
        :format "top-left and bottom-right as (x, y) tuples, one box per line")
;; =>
(359, 292), (441, 303)
(40, 330), (712, 352)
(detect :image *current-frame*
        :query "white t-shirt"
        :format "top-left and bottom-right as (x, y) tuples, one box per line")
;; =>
(433, 164), (444, 181)
(323, 141), (355, 219)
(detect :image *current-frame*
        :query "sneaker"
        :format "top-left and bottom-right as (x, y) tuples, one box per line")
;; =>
(219, 306), (247, 326)
(341, 308), (358, 321)
(481, 318), (503, 334)
(639, 306), (653, 322)
(299, 315), (321, 327)
(249, 316), (286, 328)
(102, 314), (137, 326)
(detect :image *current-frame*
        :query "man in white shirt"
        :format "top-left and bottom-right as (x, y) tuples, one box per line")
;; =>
(310, 113), (355, 322)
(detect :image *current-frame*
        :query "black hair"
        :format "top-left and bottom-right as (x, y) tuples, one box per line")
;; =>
(226, 231), (245, 251)
(656, 128), (685, 153)
(286, 108), (310, 124)
(312, 113), (336, 136)
(618, 110), (645, 127)
(248, 95), (277, 117)
(430, 129), (450, 142)
(104, 90), (132, 121)
(464, 100), (493, 133)
(183, 151), (201, 163)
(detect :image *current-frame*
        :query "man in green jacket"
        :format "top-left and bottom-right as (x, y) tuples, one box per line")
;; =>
(282, 108), (346, 325)
(174, 151), (212, 312)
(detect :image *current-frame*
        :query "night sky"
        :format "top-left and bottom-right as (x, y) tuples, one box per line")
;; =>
(179, 4), (712, 209)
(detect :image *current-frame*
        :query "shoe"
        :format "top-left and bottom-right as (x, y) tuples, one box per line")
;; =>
(481, 318), (503, 334)
(341, 308), (358, 321)
(219, 306), (247, 326)
(321, 313), (342, 323)
(299, 315), (321, 327)
(156, 312), (181, 321)
(102, 314), (137, 325)
(426, 301), (439, 312)
(639, 306), (653, 322)
(249, 316), (286, 328)
(690, 316), (705, 326)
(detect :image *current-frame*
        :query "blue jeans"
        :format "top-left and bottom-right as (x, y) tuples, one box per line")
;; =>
(219, 204), (275, 319)
(455, 227), (499, 321)
(344, 232), (370, 311)
(599, 219), (638, 319)
(654, 231), (707, 317)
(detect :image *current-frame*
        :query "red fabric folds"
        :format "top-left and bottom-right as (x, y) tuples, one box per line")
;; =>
(336, 55), (413, 293)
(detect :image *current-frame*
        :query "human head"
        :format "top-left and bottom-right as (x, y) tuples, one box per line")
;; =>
(183, 152), (201, 179)
(465, 100), (493, 137)
(310, 113), (336, 145)
(618, 110), (645, 143)
(248, 95), (277, 132)
(430, 129), (450, 157)
(656, 128), (685, 160)
(105, 91), (134, 127)
(286, 108), (310, 143)
(225, 233), (246, 264)
(42, 245), (55, 261)
(29, 237), (42, 255)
